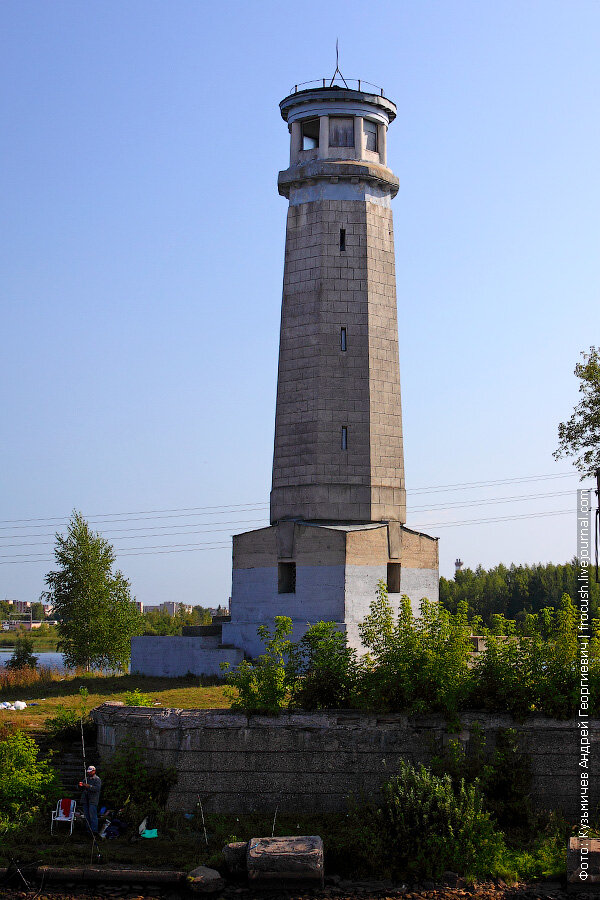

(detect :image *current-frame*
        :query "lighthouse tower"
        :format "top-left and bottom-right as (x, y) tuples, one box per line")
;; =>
(222, 78), (439, 657)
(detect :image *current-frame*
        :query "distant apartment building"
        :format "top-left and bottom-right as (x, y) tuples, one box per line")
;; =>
(135, 600), (144, 614)
(158, 601), (192, 616)
(12, 600), (32, 614)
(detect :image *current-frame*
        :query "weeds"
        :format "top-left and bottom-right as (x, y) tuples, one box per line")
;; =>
(0, 665), (64, 693)
(124, 688), (154, 707)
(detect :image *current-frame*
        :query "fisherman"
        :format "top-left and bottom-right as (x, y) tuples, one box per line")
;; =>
(79, 765), (102, 834)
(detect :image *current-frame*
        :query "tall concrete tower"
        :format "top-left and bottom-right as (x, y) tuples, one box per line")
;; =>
(222, 78), (439, 657)
(271, 85), (405, 526)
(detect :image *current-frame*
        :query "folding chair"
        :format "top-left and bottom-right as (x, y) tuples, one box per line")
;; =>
(51, 798), (76, 835)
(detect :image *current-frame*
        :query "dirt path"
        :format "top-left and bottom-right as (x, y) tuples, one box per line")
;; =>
(0, 881), (571, 900)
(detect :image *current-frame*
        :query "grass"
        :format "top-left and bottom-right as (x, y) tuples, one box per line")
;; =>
(0, 670), (232, 730)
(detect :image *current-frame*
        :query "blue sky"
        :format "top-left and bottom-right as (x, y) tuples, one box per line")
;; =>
(1, 1), (598, 608)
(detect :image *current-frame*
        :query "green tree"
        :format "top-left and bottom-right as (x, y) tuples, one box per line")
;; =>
(5, 636), (37, 670)
(0, 601), (12, 619)
(43, 511), (143, 671)
(440, 559), (599, 622)
(30, 601), (45, 620)
(554, 346), (600, 477)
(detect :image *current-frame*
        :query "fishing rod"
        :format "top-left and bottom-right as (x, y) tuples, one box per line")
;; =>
(79, 708), (102, 863)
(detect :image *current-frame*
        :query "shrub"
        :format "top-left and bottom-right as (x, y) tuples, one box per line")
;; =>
(124, 688), (153, 707)
(5, 636), (37, 671)
(221, 616), (296, 713)
(472, 595), (583, 718)
(44, 706), (79, 739)
(431, 725), (532, 831)
(0, 730), (60, 834)
(379, 759), (504, 880)
(358, 582), (473, 716)
(289, 621), (360, 710)
(102, 736), (176, 812)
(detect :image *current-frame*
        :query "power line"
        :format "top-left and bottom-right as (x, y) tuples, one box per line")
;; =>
(0, 471), (582, 528)
(413, 508), (572, 530)
(0, 541), (232, 563)
(408, 488), (573, 514)
(0, 518), (270, 545)
(0, 505), (577, 564)
(0, 488), (578, 545)
(0, 505), (270, 532)
(408, 471), (580, 496)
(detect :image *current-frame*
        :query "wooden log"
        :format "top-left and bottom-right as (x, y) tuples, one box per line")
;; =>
(36, 866), (186, 884)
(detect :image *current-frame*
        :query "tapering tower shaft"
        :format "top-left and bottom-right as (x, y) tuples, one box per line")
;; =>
(270, 86), (406, 525)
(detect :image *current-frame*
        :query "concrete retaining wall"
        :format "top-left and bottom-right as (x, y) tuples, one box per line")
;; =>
(92, 705), (598, 820)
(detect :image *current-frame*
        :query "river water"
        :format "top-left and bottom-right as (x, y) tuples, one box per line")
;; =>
(0, 649), (66, 669)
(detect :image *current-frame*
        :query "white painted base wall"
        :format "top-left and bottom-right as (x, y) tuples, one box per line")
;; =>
(228, 563), (439, 656)
(130, 636), (243, 677)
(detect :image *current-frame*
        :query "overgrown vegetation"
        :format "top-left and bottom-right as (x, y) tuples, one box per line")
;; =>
(358, 584), (473, 717)
(101, 735), (177, 828)
(44, 686), (90, 740)
(0, 726), (60, 836)
(224, 582), (599, 719)
(378, 760), (504, 879)
(142, 605), (222, 635)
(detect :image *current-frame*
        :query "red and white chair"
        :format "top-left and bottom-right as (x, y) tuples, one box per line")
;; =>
(51, 798), (76, 835)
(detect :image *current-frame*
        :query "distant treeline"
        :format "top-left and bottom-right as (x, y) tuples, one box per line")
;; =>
(440, 559), (599, 624)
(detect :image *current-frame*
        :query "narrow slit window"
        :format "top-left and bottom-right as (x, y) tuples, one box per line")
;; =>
(339, 228), (346, 251)
(387, 563), (401, 594)
(278, 562), (296, 594)
(340, 327), (347, 351)
(341, 426), (348, 450)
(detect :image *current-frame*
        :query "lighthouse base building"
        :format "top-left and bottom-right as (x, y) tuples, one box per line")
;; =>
(222, 521), (438, 658)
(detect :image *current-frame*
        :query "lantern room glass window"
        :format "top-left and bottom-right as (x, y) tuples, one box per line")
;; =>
(364, 120), (378, 152)
(329, 117), (354, 148)
(301, 119), (319, 150)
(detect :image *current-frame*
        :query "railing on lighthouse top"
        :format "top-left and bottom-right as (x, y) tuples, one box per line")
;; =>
(288, 78), (386, 97)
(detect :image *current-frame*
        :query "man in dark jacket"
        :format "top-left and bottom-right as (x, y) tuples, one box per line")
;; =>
(79, 765), (101, 834)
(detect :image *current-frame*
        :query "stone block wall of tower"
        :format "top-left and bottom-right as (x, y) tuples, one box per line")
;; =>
(365, 202), (406, 521)
(270, 195), (406, 524)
